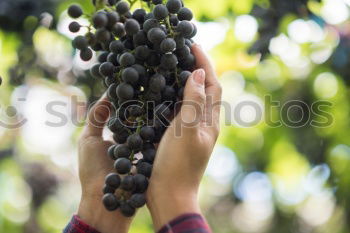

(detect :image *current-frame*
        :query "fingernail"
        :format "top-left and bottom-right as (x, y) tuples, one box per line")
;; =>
(193, 69), (205, 85)
(193, 43), (202, 48)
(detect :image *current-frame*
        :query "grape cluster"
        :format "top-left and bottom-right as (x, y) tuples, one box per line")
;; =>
(249, 0), (321, 58)
(67, 0), (196, 217)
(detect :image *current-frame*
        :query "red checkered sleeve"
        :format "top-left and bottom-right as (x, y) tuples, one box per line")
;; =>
(63, 215), (100, 233)
(64, 213), (211, 233)
(157, 213), (212, 233)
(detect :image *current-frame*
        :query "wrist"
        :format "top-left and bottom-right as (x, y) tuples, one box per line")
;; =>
(78, 194), (132, 233)
(147, 188), (201, 231)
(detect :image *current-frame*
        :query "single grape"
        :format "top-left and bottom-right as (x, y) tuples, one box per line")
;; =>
(121, 175), (135, 191)
(96, 28), (112, 43)
(179, 70), (191, 86)
(153, 4), (169, 20)
(105, 173), (121, 189)
(160, 38), (176, 53)
(80, 48), (93, 61)
(123, 38), (135, 50)
(109, 40), (125, 54)
(98, 52), (109, 63)
(114, 145), (132, 159)
(93, 12), (108, 28)
(170, 14), (179, 26)
(90, 64), (102, 78)
(144, 12), (155, 20)
(113, 129), (129, 144)
(122, 67), (139, 84)
(129, 194), (146, 208)
(107, 12), (120, 27)
(119, 52), (135, 67)
(189, 23), (197, 38)
(127, 133), (143, 152)
(133, 174), (149, 192)
(107, 83), (118, 100)
(142, 148), (156, 163)
(99, 62), (115, 76)
(149, 74), (166, 92)
(178, 7), (193, 21)
(179, 53), (195, 70)
(166, 0), (182, 14)
(135, 45), (151, 60)
(108, 117), (124, 133)
(114, 158), (132, 174)
(133, 31), (147, 46)
(116, 1), (130, 15)
(125, 19), (140, 36)
(147, 27), (166, 44)
(143, 19), (159, 33)
(161, 53), (178, 69)
(137, 161), (153, 177)
(72, 36), (88, 50)
(107, 52), (119, 66)
(132, 64), (147, 79)
(102, 193), (120, 211)
(68, 4), (83, 18)
(69, 21), (80, 32)
(140, 126), (155, 141)
(103, 184), (116, 194)
(108, 145), (117, 160)
(176, 20), (194, 38)
(120, 202), (136, 217)
(117, 82), (135, 100)
(112, 23), (126, 38)
(175, 45), (190, 59)
(132, 8), (147, 24)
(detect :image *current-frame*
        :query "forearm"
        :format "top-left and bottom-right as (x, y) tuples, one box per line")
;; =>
(147, 186), (201, 231)
(77, 195), (132, 233)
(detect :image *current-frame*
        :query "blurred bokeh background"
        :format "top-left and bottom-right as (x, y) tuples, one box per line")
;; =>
(1, 0), (350, 232)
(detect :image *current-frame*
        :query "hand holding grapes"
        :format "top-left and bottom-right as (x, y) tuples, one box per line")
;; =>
(67, 0), (220, 230)
(77, 96), (132, 233)
(147, 44), (222, 230)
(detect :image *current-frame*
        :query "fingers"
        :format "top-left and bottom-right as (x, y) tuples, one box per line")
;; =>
(82, 94), (111, 138)
(192, 44), (222, 136)
(176, 69), (206, 128)
(192, 43), (222, 102)
(191, 45), (217, 83)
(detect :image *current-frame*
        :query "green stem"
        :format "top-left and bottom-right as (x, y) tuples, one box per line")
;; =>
(165, 16), (174, 37)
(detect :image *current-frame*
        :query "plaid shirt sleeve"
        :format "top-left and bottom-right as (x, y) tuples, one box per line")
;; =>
(64, 213), (211, 233)
(63, 215), (100, 233)
(157, 213), (212, 233)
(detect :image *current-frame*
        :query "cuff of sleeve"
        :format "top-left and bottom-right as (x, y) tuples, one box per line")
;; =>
(158, 213), (211, 233)
(64, 215), (101, 233)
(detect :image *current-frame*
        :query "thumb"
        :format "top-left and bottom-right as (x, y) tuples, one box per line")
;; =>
(177, 69), (206, 128)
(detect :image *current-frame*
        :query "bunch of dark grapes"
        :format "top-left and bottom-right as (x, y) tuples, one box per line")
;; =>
(67, 0), (197, 217)
(24, 163), (59, 208)
(249, 0), (321, 58)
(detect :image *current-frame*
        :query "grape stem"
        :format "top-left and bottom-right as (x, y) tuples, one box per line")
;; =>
(165, 17), (174, 37)
(127, 0), (138, 8)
